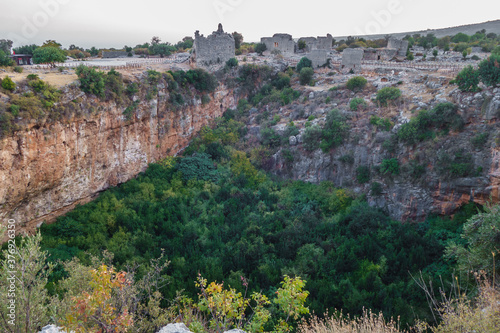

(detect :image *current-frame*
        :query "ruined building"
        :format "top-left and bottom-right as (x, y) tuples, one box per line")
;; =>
(341, 48), (363, 73)
(193, 24), (235, 67)
(298, 34), (333, 52)
(387, 38), (409, 57)
(261, 34), (296, 55)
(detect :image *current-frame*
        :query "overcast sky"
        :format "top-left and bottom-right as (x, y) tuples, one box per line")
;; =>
(1, 0), (499, 49)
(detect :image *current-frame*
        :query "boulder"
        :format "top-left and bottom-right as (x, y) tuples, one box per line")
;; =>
(157, 323), (193, 333)
(38, 325), (72, 333)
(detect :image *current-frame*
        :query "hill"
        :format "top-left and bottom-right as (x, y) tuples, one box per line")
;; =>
(334, 19), (500, 40)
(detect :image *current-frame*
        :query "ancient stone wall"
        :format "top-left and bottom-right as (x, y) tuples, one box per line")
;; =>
(102, 51), (130, 58)
(194, 24), (235, 67)
(316, 34), (333, 50)
(261, 34), (296, 55)
(307, 49), (328, 68)
(298, 37), (317, 52)
(341, 48), (363, 73)
(387, 38), (409, 57)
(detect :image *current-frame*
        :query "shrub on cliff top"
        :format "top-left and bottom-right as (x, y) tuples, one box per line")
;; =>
(454, 65), (480, 92)
(76, 65), (105, 98)
(478, 54), (500, 87)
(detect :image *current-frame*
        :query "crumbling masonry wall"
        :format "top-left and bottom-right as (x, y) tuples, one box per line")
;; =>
(194, 24), (235, 67)
(261, 34), (295, 55)
(341, 48), (363, 73)
(387, 38), (409, 57)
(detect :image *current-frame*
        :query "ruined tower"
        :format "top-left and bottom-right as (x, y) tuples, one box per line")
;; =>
(193, 24), (235, 67)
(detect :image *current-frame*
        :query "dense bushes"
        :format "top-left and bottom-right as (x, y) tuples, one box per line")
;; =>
(1, 76), (15, 91)
(296, 57), (313, 72)
(299, 68), (314, 85)
(349, 97), (366, 111)
(397, 103), (463, 144)
(76, 65), (105, 97)
(346, 76), (367, 91)
(302, 110), (349, 152)
(376, 87), (401, 106)
(454, 65), (480, 92)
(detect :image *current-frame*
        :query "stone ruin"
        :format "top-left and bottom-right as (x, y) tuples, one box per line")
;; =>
(261, 34), (296, 55)
(308, 49), (328, 68)
(193, 23), (235, 67)
(102, 51), (130, 58)
(387, 38), (409, 57)
(298, 34), (333, 52)
(362, 48), (397, 61)
(341, 48), (363, 73)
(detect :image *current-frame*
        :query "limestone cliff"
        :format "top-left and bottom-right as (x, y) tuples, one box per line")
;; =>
(0, 83), (237, 233)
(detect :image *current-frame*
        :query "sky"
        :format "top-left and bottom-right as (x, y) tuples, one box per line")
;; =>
(1, 0), (500, 49)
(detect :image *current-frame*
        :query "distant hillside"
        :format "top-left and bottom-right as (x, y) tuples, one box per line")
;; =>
(334, 19), (500, 41)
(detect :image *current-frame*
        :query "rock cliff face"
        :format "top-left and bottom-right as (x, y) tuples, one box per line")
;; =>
(0, 85), (237, 233)
(269, 86), (500, 221)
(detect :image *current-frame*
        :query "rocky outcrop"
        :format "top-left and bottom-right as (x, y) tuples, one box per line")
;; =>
(269, 86), (500, 221)
(38, 325), (72, 333)
(157, 323), (193, 333)
(0, 84), (237, 233)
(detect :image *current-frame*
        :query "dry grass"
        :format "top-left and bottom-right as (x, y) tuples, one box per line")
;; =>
(298, 309), (406, 333)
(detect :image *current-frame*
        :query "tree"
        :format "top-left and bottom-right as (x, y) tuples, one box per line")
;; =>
(298, 40), (307, 51)
(12, 44), (38, 55)
(255, 43), (267, 56)
(299, 67), (314, 85)
(0, 232), (54, 333)
(0, 51), (14, 67)
(41, 40), (62, 48)
(232, 32), (243, 50)
(346, 76), (367, 91)
(452, 32), (470, 43)
(296, 57), (312, 72)
(433, 49), (438, 59)
(454, 65), (480, 92)
(150, 43), (175, 57)
(32, 46), (67, 67)
(151, 36), (161, 45)
(478, 54), (500, 87)
(0, 39), (13, 54)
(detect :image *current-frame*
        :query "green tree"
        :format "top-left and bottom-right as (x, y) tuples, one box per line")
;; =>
(255, 43), (267, 56)
(446, 204), (500, 277)
(232, 32), (243, 50)
(478, 54), (500, 87)
(32, 46), (67, 67)
(296, 57), (312, 72)
(0, 51), (14, 67)
(454, 65), (480, 92)
(12, 44), (38, 55)
(299, 67), (314, 85)
(298, 40), (307, 51)
(0, 39), (13, 54)
(452, 32), (470, 43)
(320, 109), (349, 152)
(0, 232), (54, 333)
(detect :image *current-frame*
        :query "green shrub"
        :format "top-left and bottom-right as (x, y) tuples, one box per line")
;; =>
(296, 57), (313, 72)
(299, 67), (314, 86)
(103, 69), (125, 102)
(255, 43), (267, 55)
(406, 52), (414, 61)
(437, 150), (475, 178)
(356, 166), (370, 184)
(201, 94), (211, 105)
(369, 116), (392, 131)
(123, 101), (139, 120)
(27, 74), (39, 81)
(9, 104), (20, 116)
(177, 153), (219, 183)
(349, 97), (367, 111)
(1, 76), (16, 91)
(126, 82), (139, 96)
(471, 132), (489, 149)
(226, 57), (239, 68)
(379, 158), (400, 175)
(76, 65), (104, 97)
(370, 182), (383, 196)
(376, 87), (401, 106)
(454, 65), (480, 92)
(478, 54), (500, 87)
(319, 109), (349, 152)
(346, 76), (367, 91)
(0, 50), (14, 67)
(13, 66), (23, 73)
(302, 125), (322, 151)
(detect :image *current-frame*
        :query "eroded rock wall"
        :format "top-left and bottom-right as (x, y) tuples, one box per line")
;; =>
(0, 86), (237, 233)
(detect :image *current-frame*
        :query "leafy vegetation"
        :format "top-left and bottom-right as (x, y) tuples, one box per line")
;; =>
(349, 97), (367, 111)
(346, 76), (367, 91)
(376, 87), (402, 106)
(296, 57), (313, 73)
(299, 68), (314, 86)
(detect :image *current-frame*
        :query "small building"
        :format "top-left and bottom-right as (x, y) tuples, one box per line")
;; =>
(307, 49), (328, 68)
(193, 23), (235, 67)
(363, 48), (398, 61)
(298, 34), (333, 52)
(261, 34), (296, 55)
(387, 38), (409, 57)
(10, 54), (32, 66)
(341, 48), (363, 73)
